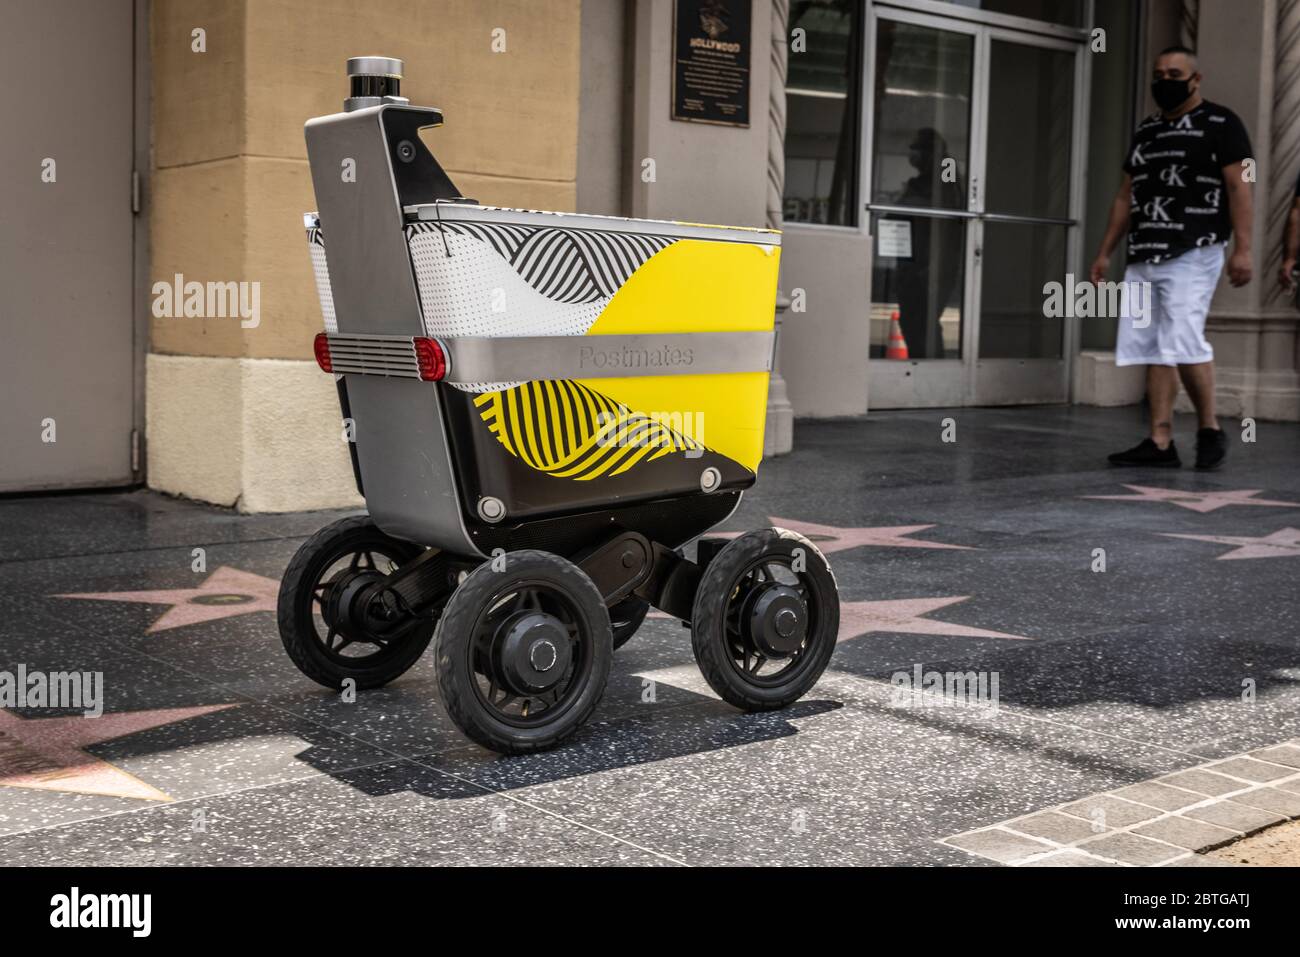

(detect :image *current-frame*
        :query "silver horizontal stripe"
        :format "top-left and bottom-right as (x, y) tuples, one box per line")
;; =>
(325, 332), (775, 383)
(325, 334), (421, 378)
(443, 332), (774, 384)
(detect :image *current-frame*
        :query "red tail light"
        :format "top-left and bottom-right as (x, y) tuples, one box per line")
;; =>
(413, 337), (447, 381)
(313, 333), (333, 373)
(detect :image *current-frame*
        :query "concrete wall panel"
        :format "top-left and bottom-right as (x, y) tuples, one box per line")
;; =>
(778, 226), (872, 418)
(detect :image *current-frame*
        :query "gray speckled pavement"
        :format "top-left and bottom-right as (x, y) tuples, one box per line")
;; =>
(1, 405), (1297, 866)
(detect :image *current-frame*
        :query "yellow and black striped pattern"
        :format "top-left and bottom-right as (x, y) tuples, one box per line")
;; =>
(473, 380), (705, 480)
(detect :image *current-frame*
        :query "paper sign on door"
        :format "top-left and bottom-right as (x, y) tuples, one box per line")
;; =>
(877, 219), (913, 259)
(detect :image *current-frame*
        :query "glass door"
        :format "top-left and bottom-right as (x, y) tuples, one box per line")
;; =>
(971, 29), (1081, 404)
(865, 11), (979, 408)
(866, 6), (1085, 407)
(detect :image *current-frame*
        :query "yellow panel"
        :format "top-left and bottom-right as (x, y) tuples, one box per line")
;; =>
(579, 239), (779, 471)
(587, 239), (779, 335)
(571, 372), (770, 473)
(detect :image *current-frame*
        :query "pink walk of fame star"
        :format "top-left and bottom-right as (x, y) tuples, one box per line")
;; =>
(837, 596), (1033, 643)
(56, 566), (281, 633)
(0, 705), (235, 801)
(1161, 527), (1300, 560)
(1083, 485), (1300, 513)
(713, 517), (972, 554)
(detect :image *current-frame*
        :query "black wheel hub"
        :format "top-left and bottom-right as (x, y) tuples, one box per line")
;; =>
(325, 570), (397, 636)
(745, 584), (807, 658)
(495, 611), (573, 695)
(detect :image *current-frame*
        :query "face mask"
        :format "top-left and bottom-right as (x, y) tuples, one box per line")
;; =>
(1152, 77), (1192, 112)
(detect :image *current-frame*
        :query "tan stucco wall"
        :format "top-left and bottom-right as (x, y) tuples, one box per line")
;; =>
(146, 0), (584, 509)
(151, 0), (583, 362)
(147, 354), (363, 512)
(146, 353), (245, 506)
(239, 359), (365, 512)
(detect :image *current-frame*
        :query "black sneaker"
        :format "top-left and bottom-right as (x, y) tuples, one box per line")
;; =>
(1108, 438), (1181, 468)
(1195, 428), (1228, 471)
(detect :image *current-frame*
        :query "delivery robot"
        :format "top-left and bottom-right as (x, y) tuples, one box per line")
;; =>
(280, 57), (840, 754)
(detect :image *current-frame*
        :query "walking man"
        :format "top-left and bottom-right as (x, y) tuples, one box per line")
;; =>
(1090, 46), (1254, 470)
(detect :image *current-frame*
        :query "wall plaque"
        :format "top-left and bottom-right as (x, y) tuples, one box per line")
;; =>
(671, 0), (751, 127)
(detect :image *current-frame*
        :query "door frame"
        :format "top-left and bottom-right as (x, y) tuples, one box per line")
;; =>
(971, 24), (1090, 406)
(131, 0), (150, 483)
(862, 0), (1092, 408)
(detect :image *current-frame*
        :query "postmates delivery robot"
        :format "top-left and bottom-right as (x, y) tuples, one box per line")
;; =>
(279, 57), (841, 753)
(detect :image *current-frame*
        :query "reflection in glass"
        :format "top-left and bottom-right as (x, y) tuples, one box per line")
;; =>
(945, 0), (1083, 27)
(985, 40), (1074, 219)
(977, 222), (1067, 359)
(1081, 0), (1140, 350)
(871, 20), (973, 210)
(869, 20), (972, 360)
(870, 213), (965, 360)
(782, 1), (862, 226)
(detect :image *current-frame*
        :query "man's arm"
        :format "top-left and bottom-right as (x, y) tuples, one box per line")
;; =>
(1222, 160), (1253, 287)
(1090, 173), (1132, 284)
(1280, 195), (1300, 290)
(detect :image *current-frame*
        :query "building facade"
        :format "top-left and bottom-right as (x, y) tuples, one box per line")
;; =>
(1, 0), (1297, 510)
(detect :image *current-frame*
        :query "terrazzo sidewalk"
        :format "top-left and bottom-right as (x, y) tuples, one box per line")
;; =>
(1, 405), (1298, 866)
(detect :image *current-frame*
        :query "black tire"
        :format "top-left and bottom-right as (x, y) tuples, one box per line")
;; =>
(278, 515), (435, 690)
(690, 528), (839, 712)
(434, 550), (612, 754)
(609, 595), (651, 650)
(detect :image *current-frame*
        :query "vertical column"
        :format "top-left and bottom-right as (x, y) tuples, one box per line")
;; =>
(1257, 0), (1300, 418)
(1264, 0), (1300, 308)
(765, 0), (794, 456)
(626, 0), (785, 445)
(628, 0), (771, 227)
(1179, 0), (1199, 50)
(1186, 0), (1300, 420)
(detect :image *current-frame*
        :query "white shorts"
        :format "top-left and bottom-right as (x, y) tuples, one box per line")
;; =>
(1115, 243), (1224, 367)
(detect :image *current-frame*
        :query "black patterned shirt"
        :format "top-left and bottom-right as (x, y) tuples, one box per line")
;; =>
(1122, 100), (1253, 264)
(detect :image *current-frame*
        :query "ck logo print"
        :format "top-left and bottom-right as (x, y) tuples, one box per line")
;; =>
(1143, 196), (1174, 221)
(1158, 164), (1187, 187)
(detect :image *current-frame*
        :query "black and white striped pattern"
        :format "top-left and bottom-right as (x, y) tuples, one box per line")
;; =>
(406, 220), (675, 303)
(419, 220), (531, 261)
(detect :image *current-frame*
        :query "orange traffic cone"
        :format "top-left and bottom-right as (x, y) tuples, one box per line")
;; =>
(885, 311), (909, 360)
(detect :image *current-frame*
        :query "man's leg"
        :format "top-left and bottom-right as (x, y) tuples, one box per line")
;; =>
(1147, 364), (1179, 449)
(1166, 245), (1227, 469)
(1180, 359), (1227, 468)
(1108, 264), (1181, 466)
(1176, 361), (1218, 429)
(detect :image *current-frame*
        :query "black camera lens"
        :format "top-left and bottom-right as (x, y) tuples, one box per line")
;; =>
(350, 74), (400, 99)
